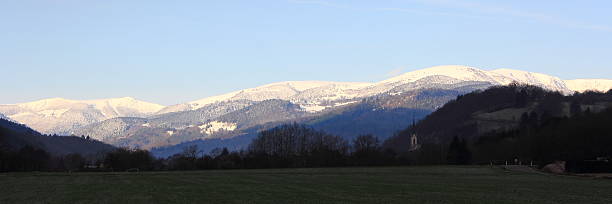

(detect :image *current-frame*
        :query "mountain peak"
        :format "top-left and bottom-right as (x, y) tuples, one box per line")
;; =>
(263, 81), (372, 91)
(183, 80), (374, 111)
(490, 68), (570, 93)
(379, 65), (492, 85)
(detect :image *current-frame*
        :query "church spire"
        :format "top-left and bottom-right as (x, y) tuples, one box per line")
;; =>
(409, 110), (420, 151)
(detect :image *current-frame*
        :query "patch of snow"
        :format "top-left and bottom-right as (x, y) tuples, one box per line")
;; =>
(141, 123), (150, 127)
(188, 91), (241, 110)
(198, 121), (237, 135)
(300, 104), (328, 113)
(334, 101), (358, 107)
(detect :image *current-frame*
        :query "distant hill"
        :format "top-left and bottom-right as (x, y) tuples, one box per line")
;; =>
(385, 84), (612, 153)
(0, 118), (115, 156)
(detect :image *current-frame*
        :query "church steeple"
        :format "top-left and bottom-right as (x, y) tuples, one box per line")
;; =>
(409, 111), (420, 151)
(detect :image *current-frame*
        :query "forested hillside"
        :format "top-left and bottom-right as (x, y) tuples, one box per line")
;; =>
(0, 118), (115, 171)
(473, 107), (612, 163)
(0, 118), (114, 156)
(385, 84), (612, 164)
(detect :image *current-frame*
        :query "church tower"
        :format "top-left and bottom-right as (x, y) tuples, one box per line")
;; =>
(409, 115), (420, 151)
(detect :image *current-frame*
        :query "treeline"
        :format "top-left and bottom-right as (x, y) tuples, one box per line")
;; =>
(245, 124), (399, 168)
(103, 124), (404, 171)
(101, 123), (486, 171)
(0, 146), (95, 172)
(1, 123), (409, 172)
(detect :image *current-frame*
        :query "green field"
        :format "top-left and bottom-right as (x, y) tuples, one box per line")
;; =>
(1, 166), (611, 204)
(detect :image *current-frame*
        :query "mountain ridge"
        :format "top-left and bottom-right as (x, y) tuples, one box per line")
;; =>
(171, 65), (609, 114)
(0, 97), (165, 134)
(2, 65), (611, 136)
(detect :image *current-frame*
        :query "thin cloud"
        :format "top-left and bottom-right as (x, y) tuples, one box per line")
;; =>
(288, 0), (612, 33)
(412, 0), (612, 32)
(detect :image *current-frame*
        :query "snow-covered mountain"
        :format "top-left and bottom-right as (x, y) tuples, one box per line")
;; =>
(564, 79), (612, 92)
(161, 65), (605, 115)
(0, 97), (164, 134)
(377, 66), (572, 94)
(157, 81), (372, 114)
(379, 65), (500, 85)
(3, 65), (611, 137)
(490, 69), (570, 93)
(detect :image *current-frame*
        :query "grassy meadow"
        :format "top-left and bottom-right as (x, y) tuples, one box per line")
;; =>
(2, 166), (611, 204)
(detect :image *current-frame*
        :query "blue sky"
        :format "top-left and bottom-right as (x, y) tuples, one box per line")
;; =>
(1, 0), (611, 105)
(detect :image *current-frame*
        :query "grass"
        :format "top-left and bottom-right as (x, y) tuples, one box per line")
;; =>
(1, 166), (612, 204)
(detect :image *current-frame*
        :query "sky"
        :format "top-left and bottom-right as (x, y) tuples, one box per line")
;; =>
(1, 0), (611, 105)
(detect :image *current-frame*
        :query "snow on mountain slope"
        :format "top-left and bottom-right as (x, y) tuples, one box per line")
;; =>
(90, 97), (165, 117)
(490, 69), (570, 93)
(7, 65), (610, 136)
(565, 79), (612, 92)
(158, 65), (608, 115)
(377, 65), (579, 94)
(160, 81), (373, 114)
(378, 65), (500, 85)
(7, 97), (164, 116)
(0, 113), (13, 122)
(378, 65), (573, 92)
(0, 97), (165, 134)
(199, 121), (238, 136)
